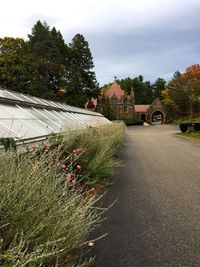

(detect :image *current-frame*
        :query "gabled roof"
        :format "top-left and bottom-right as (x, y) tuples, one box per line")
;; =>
(134, 105), (150, 112)
(104, 82), (125, 99)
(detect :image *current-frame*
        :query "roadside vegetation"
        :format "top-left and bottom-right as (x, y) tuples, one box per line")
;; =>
(174, 113), (200, 124)
(0, 123), (126, 267)
(176, 132), (200, 141)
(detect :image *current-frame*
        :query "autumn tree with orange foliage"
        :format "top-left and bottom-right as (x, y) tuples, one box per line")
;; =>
(162, 65), (200, 120)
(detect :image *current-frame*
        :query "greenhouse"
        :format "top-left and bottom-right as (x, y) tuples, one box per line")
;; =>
(0, 88), (111, 141)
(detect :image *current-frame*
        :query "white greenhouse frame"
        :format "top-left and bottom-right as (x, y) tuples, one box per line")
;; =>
(0, 88), (111, 142)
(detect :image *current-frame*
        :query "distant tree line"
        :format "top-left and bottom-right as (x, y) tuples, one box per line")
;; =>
(102, 67), (200, 120)
(0, 22), (199, 117)
(0, 21), (99, 107)
(101, 76), (166, 104)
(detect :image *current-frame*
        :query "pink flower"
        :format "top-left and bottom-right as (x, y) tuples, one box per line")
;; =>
(71, 179), (77, 185)
(66, 173), (72, 182)
(61, 164), (67, 169)
(31, 144), (37, 149)
(44, 143), (52, 148)
(77, 165), (81, 170)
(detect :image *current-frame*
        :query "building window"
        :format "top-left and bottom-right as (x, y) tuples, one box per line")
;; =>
(124, 106), (127, 113)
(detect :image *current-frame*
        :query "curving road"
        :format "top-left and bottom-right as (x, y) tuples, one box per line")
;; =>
(92, 125), (200, 267)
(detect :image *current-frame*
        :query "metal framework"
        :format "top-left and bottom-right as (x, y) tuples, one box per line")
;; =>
(0, 88), (111, 141)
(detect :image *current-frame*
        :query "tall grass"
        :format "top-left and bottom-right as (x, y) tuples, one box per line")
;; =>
(0, 122), (126, 266)
(0, 150), (102, 266)
(62, 122), (126, 185)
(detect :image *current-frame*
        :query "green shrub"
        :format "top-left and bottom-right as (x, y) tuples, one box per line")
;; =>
(0, 150), (103, 267)
(122, 118), (143, 126)
(179, 123), (189, 133)
(179, 122), (200, 133)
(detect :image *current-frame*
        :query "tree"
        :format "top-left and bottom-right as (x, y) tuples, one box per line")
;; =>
(0, 37), (26, 90)
(65, 34), (99, 106)
(162, 66), (200, 119)
(152, 78), (166, 99)
(27, 21), (62, 97)
(181, 64), (200, 117)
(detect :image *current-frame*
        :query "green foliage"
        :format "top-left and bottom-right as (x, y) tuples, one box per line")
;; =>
(0, 37), (27, 91)
(0, 148), (102, 266)
(122, 118), (143, 126)
(177, 132), (200, 140)
(0, 137), (17, 151)
(103, 76), (167, 105)
(179, 123), (189, 133)
(152, 78), (166, 99)
(0, 123), (126, 266)
(0, 21), (99, 107)
(175, 114), (200, 124)
(65, 34), (99, 106)
(62, 123), (126, 185)
(101, 96), (115, 120)
(179, 123), (200, 133)
(162, 66), (200, 120)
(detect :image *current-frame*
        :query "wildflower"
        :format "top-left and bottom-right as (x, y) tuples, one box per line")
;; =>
(31, 144), (37, 150)
(77, 165), (81, 170)
(60, 164), (67, 169)
(71, 179), (77, 185)
(66, 173), (72, 182)
(44, 143), (52, 148)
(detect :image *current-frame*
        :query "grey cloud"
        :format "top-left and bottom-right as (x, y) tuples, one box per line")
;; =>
(62, 1), (200, 85)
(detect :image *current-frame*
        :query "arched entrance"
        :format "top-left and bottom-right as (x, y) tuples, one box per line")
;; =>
(150, 110), (165, 124)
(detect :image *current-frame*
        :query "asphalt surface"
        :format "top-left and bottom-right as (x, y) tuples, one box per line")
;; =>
(92, 124), (200, 267)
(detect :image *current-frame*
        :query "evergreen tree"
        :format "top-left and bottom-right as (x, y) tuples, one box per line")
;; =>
(27, 21), (60, 97)
(152, 78), (166, 99)
(65, 34), (99, 106)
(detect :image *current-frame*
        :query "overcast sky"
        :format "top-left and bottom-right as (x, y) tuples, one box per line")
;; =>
(1, 0), (200, 85)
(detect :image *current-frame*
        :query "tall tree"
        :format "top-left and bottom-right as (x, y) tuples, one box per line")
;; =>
(162, 66), (200, 119)
(65, 34), (98, 106)
(152, 78), (166, 99)
(0, 37), (26, 90)
(27, 21), (61, 97)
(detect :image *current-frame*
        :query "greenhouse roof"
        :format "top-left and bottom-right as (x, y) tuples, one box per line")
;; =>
(0, 88), (110, 141)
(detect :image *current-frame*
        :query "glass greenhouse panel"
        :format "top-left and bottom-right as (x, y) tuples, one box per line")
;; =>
(30, 108), (61, 132)
(0, 119), (43, 139)
(59, 112), (81, 131)
(0, 89), (111, 141)
(0, 90), (21, 101)
(0, 123), (16, 138)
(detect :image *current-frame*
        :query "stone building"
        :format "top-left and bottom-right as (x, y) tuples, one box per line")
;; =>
(86, 82), (167, 123)
(96, 82), (135, 119)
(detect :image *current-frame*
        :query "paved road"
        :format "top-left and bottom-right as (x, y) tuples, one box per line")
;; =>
(92, 125), (200, 267)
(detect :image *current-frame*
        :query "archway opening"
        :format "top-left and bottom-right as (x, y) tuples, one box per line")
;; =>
(141, 113), (146, 121)
(151, 110), (164, 124)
